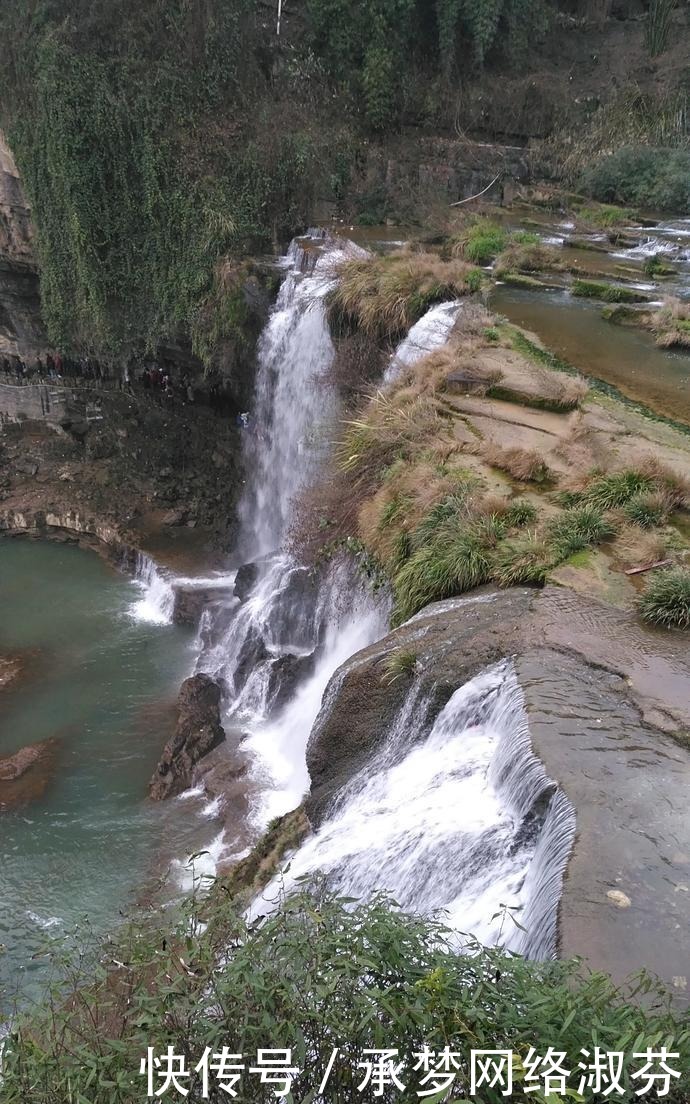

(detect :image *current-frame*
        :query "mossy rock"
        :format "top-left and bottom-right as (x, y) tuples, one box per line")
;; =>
(500, 272), (553, 290)
(572, 279), (650, 304)
(601, 305), (650, 327)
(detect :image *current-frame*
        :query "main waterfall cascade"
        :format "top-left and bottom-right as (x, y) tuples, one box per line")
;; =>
(135, 230), (577, 958)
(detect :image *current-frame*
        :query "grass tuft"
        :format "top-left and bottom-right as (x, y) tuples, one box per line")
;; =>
(584, 470), (655, 509)
(483, 444), (553, 483)
(491, 532), (553, 587)
(452, 219), (508, 265)
(547, 506), (614, 559)
(330, 252), (482, 339)
(638, 567), (690, 629)
(381, 648), (419, 684)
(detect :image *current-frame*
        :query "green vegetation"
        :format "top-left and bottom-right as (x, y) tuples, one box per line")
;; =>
(638, 566), (690, 629)
(578, 203), (637, 228)
(572, 280), (650, 305)
(4, 891), (689, 1103)
(547, 506), (613, 559)
(646, 0), (676, 57)
(581, 146), (690, 213)
(382, 647), (419, 683)
(454, 220), (508, 265)
(491, 532), (552, 586)
(644, 254), (676, 278)
(584, 470), (655, 510)
(0, 0), (349, 361)
(624, 492), (670, 529)
(329, 252), (482, 339)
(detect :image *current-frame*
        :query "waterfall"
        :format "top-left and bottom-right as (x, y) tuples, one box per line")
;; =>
(127, 551), (175, 625)
(191, 234), (576, 959)
(250, 660), (576, 959)
(237, 234), (364, 562)
(383, 299), (462, 385)
(197, 233), (387, 838)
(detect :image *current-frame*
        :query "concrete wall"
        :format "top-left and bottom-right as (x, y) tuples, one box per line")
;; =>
(0, 380), (69, 423)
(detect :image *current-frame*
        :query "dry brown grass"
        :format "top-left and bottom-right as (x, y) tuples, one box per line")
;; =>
(482, 443), (554, 483)
(528, 366), (589, 410)
(329, 251), (481, 339)
(394, 345), (503, 401)
(611, 524), (669, 568)
(494, 241), (564, 277)
(635, 455), (690, 509)
(652, 297), (690, 349)
(338, 391), (445, 477)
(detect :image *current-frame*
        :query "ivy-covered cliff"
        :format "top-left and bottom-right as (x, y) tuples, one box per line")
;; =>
(0, 0), (688, 365)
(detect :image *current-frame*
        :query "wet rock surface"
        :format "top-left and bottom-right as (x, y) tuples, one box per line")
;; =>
(519, 649), (690, 1002)
(0, 737), (60, 812)
(306, 585), (690, 997)
(149, 673), (226, 800)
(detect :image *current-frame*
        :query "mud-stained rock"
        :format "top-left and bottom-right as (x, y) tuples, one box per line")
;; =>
(149, 673), (226, 800)
(0, 737), (60, 811)
(172, 583), (234, 627)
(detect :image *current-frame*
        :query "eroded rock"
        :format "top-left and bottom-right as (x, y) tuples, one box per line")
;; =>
(149, 673), (225, 800)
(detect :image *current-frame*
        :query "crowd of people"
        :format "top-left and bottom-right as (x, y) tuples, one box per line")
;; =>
(0, 350), (239, 417)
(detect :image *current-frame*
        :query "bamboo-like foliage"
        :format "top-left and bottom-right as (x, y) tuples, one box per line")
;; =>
(646, 0), (676, 57)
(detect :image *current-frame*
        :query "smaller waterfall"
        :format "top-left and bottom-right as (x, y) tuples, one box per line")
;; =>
(383, 300), (462, 385)
(251, 660), (575, 959)
(127, 552), (175, 625)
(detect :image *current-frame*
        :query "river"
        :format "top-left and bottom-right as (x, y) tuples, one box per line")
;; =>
(0, 539), (212, 1006)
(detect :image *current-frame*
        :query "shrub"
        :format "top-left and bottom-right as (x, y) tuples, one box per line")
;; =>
(492, 532), (553, 586)
(5, 890), (688, 1104)
(638, 566), (690, 629)
(330, 252), (482, 339)
(482, 444), (552, 483)
(581, 146), (690, 212)
(547, 505), (613, 559)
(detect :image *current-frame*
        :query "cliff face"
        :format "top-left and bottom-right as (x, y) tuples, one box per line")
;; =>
(0, 130), (33, 262)
(0, 129), (46, 358)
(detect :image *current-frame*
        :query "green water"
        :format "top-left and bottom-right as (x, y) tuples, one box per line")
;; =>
(0, 539), (209, 1006)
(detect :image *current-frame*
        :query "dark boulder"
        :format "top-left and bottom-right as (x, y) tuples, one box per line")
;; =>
(149, 673), (225, 800)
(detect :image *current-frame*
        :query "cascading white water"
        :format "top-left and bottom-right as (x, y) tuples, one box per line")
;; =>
(128, 551), (176, 624)
(383, 299), (462, 385)
(250, 659), (575, 958)
(197, 234), (387, 841)
(237, 235), (363, 561)
(189, 237), (576, 956)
